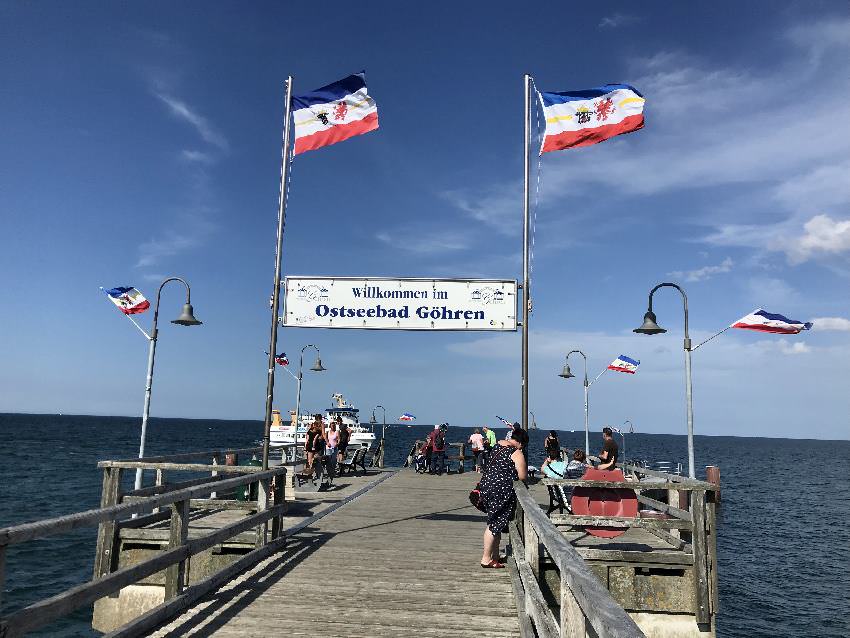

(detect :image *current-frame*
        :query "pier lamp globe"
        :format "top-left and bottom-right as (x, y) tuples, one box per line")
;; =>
(171, 303), (202, 326)
(633, 310), (665, 335)
(310, 356), (326, 372)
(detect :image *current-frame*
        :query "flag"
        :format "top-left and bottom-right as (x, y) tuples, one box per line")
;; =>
(607, 355), (640, 374)
(496, 416), (514, 427)
(399, 413), (415, 421)
(103, 286), (150, 315)
(539, 84), (645, 153)
(292, 71), (379, 155)
(731, 309), (813, 334)
(275, 353), (289, 366)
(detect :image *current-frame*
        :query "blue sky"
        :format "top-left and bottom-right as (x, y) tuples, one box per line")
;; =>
(1, 2), (848, 440)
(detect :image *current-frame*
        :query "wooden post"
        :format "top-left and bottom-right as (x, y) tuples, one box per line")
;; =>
(255, 478), (269, 549)
(164, 499), (190, 599)
(210, 456), (219, 499)
(707, 491), (719, 612)
(153, 469), (165, 513)
(691, 489), (711, 625)
(93, 467), (123, 578)
(706, 466), (721, 504)
(270, 470), (285, 540)
(666, 488), (681, 540)
(523, 512), (540, 581)
(560, 568), (585, 638)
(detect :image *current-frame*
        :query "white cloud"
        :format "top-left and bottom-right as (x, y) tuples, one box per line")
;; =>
(812, 317), (850, 331)
(756, 340), (812, 355)
(181, 149), (215, 164)
(784, 215), (850, 264)
(598, 13), (640, 29)
(155, 93), (228, 151)
(136, 212), (215, 268)
(376, 228), (470, 254)
(742, 276), (800, 308)
(669, 257), (733, 282)
(441, 184), (520, 236)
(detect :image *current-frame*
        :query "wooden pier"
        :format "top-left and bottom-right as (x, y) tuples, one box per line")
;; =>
(0, 445), (718, 638)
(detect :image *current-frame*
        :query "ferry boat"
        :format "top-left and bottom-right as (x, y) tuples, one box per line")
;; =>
(269, 393), (376, 448)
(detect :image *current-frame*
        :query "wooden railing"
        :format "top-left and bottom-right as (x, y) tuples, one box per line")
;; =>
(0, 449), (290, 638)
(539, 464), (719, 630)
(511, 483), (646, 638)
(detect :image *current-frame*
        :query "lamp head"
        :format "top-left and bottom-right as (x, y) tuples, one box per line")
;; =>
(634, 310), (666, 335)
(370, 411), (377, 425)
(558, 364), (575, 379)
(171, 303), (202, 326)
(310, 357), (326, 372)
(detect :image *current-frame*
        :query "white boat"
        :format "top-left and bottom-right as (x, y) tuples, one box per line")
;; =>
(269, 393), (376, 448)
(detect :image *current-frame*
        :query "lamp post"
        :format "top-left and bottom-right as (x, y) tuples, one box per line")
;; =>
(293, 344), (326, 438)
(621, 419), (634, 462)
(372, 405), (387, 467)
(559, 350), (589, 455)
(136, 277), (202, 490)
(633, 282), (695, 478)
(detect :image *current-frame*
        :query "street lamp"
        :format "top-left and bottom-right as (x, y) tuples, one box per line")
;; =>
(136, 277), (202, 490)
(293, 344), (326, 438)
(634, 282), (696, 478)
(372, 405), (387, 467)
(559, 350), (589, 455)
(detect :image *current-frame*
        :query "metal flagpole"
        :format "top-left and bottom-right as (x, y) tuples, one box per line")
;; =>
(262, 76), (294, 471)
(521, 73), (532, 431)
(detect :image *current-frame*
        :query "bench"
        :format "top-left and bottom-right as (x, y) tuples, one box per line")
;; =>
(338, 447), (367, 476)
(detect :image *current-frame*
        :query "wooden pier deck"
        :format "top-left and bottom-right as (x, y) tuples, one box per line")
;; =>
(149, 470), (521, 638)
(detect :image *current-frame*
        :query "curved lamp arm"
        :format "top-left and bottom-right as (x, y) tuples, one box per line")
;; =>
(648, 282), (690, 350)
(566, 349), (589, 387)
(152, 277), (193, 339)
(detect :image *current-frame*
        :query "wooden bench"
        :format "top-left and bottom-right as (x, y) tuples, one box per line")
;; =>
(338, 447), (367, 476)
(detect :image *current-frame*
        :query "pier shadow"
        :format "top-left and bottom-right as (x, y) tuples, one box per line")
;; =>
(155, 533), (330, 638)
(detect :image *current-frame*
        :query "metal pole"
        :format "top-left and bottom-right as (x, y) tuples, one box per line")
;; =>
(521, 73), (532, 431)
(294, 372), (302, 437)
(262, 76), (294, 471)
(685, 341), (695, 478)
(136, 330), (158, 490)
(583, 379), (589, 456)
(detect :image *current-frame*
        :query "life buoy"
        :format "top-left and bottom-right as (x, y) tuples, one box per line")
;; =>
(570, 468), (638, 538)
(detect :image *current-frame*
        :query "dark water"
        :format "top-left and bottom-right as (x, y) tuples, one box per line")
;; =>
(0, 414), (848, 637)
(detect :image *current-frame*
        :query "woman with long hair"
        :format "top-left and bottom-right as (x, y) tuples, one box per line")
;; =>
(478, 428), (528, 568)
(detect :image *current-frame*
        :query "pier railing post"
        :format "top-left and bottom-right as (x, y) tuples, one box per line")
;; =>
(0, 544), (6, 610)
(153, 469), (165, 513)
(523, 512), (540, 581)
(560, 568), (586, 638)
(93, 467), (123, 579)
(270, 470), (286, 540)
(691, 489), (711, 626)
(255, 478), (270, 548)
(164, 498), (190, 599)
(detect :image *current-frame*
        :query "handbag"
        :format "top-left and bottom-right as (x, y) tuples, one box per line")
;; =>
(468, 482), (487, 512)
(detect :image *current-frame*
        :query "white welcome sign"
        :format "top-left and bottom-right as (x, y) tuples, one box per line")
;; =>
(282, 276), (518, 331)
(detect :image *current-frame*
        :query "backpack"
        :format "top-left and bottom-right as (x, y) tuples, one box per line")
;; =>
(434, 430), (445, 450)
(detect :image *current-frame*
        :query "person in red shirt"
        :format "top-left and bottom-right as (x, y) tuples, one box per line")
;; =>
(428, 424), (447, 475)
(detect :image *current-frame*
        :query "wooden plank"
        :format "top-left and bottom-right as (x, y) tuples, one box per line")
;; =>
(690, 490), (711, 625)
(574, 548), (693, 565)
(505, 548), (535, 638)
(619, 465), (717, 490)
(561, 567), (587, 638)
(164, 500), (190, 599)
(524, 511), (540, 581)
(255, 478), (269, 549)
(510, 521), (558, 638)
(0, 466), (287, 546)
(707, 496), (719, 612)
(551, 515), (691, 529)
(635, 494), (692, 521)
(98, 461), (267, 473)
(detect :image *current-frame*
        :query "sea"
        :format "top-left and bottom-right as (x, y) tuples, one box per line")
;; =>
(0, 413), (848, 637)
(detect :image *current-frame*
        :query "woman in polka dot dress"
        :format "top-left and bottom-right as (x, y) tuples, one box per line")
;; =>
(479, 428), (528, 568)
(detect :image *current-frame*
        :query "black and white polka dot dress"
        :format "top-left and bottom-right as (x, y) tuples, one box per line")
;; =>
(480, 444), (517, 534)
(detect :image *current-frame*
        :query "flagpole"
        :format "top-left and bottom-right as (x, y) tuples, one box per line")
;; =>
(262, 76), (294, 471)
(521, 73), (532, 431)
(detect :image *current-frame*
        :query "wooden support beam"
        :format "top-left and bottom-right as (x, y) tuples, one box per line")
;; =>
(690, 490), (711, 625)
(560, 567), (586, 638)
(635, 494), (692, 521)
(164, 500), (190, 600)
(93, 467), (122, 579)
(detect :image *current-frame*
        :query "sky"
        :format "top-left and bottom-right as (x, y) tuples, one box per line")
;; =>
(1, 1), (848, 441)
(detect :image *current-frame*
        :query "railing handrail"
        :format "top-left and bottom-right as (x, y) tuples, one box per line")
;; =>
(542, 477), (717, 491)
(0, 466), (287, 547)
(105, 444), (296, 465)
(619, 463), (713, 487)
(97, 461), (274, 472)
(513, 482), (645, 638)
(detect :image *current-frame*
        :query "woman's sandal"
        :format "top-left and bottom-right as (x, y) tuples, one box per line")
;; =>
(480, 560), (506, 569)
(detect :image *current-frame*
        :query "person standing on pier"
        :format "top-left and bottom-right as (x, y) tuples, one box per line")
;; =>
(469, 428), (485, 472)
(479, 429), (528, 568)
(337, 417), (350, 464)
(481, 425), (497, 469)
(597, 427), (619, 471)
(429, 423), (447, 475)
(544, 430), (562, 460)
